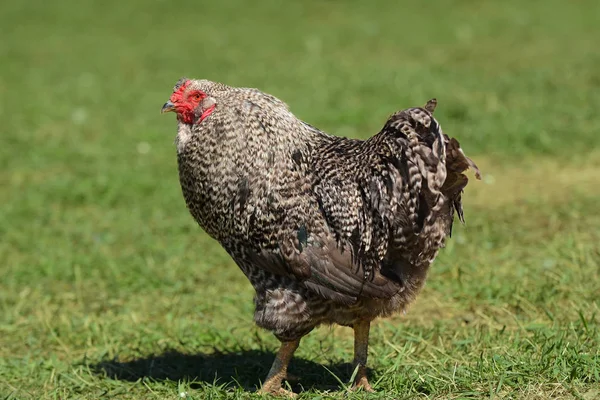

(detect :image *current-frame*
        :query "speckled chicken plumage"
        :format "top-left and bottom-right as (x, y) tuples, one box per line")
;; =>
(165, 78), (480, 391)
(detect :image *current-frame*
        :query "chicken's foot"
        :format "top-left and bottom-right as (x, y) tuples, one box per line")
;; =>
(351, 320), (375, 392)
(258, 339), (300, 397)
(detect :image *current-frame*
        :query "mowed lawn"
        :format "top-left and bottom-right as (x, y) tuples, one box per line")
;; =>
(1, 0), (599, 398)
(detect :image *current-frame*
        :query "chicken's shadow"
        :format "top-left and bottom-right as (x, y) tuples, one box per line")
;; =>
(90, 349), (360, 392)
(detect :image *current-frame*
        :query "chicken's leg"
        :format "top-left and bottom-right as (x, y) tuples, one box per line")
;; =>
(259, 339), (300, 397)
(351, 320), (375, 392)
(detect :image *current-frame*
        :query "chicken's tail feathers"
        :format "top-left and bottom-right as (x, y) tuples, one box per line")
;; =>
(382, 99), (482, 260)
(424, 98), (437, 114)
(378, 103), (448, 255)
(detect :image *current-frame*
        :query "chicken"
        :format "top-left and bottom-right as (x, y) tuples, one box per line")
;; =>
(161, 78), (480, 396)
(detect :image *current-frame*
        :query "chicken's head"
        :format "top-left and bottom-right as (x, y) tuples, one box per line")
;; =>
(161, 78), (217, 125)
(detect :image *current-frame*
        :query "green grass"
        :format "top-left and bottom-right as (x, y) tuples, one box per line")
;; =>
(1, 0), (599, 398)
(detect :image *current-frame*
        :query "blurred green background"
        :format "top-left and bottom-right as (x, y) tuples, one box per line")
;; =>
(1, 0), (599, 399)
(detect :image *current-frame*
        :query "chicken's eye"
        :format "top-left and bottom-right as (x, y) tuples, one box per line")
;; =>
(191, 93), (202, 101)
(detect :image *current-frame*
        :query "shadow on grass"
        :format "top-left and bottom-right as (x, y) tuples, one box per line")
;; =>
(90, 349), (362, 392)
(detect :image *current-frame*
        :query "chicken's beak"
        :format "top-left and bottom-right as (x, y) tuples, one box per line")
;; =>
(161, 101), (175, 114)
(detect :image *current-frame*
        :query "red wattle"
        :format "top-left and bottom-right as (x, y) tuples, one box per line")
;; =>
(199, 104), (216, 123)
